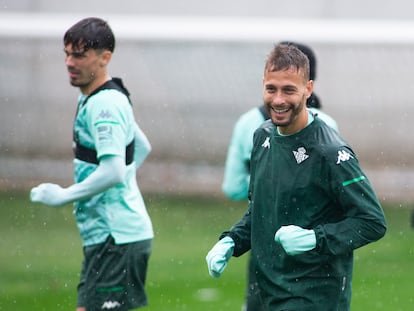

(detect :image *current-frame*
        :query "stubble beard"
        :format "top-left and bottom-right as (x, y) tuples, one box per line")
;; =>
(269, 95), (307, 128)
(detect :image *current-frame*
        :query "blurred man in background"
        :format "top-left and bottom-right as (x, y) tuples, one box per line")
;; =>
(30, 17), (153, 311)
(221, 42), (338, 310)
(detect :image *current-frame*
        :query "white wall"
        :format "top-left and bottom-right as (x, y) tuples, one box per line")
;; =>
(1, 8), (414, 201)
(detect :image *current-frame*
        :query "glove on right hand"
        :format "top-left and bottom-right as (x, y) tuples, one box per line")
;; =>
(30, 183), (67, 207)
(205, 236), (235, 278)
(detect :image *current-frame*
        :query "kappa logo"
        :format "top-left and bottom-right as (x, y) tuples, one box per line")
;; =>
(336, 150), (354, 164)
(98, 109), (113, 119)
(293, 147), (309, 164)
(261, 137), (270, 149)
(101, 300), (122, 309)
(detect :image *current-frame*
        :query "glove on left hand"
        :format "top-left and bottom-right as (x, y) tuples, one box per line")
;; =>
(274, 225), (316, 256)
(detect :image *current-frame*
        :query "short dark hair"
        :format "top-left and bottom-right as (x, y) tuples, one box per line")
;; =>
(264, 43), (310, 82)
(279, 41), (316, 81)
(63, 17), (115, 52)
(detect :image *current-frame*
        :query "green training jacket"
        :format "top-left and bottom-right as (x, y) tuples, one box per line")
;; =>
(223, 116), (386, 311)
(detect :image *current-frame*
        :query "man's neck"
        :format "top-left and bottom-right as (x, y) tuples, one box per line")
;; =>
(278, 109), (309, 135)
(277, 111), (313, 136)
(80, 73), (111, 95)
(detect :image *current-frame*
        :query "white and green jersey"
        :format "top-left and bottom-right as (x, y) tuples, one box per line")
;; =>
(73, 80), (153, 247)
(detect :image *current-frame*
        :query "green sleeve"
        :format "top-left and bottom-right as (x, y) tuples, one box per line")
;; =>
(220, 203), (252, 257)
(314, 146), (387, 255)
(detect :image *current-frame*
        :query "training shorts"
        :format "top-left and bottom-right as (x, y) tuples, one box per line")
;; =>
(77, 236), (152, 311)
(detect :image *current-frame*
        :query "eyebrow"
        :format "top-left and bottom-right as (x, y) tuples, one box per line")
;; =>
(264, 83), (298, 90)
(64, 49), (87, 57)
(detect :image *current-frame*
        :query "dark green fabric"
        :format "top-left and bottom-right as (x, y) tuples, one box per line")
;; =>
(77, 236), (151, 310)
(223, 117), (386, 311)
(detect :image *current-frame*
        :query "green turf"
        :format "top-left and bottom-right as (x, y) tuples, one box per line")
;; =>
(0, 190), (413, 310)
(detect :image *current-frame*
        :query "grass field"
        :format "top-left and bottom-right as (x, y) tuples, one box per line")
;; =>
(0, 190), (413, 310)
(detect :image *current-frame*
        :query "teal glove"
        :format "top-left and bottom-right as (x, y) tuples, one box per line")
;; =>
(274, 225), (316, 256)
(30, 183), (68, 207)
(206, 236), (235, 278)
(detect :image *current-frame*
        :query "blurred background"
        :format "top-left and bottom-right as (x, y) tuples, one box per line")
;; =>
(1, 0), (414, 201)
(2, 2), (414, 311)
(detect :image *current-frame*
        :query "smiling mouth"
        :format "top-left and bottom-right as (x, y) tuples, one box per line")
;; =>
(270, 106), (290, 114)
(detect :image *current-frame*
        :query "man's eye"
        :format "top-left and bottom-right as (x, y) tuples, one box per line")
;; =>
(72, 52), (86, 58)
(64, 50), (86, 58)
(284, 89), (296, 95)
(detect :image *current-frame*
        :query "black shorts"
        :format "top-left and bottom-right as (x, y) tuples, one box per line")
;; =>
(77, 236), (152, 311)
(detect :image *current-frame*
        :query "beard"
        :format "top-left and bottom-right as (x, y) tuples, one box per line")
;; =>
(267, 95), (307, 128)
(69, 74), (96, 93)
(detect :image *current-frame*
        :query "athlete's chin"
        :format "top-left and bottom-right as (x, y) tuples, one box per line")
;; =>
(270, 113), (291, 127)
(272, 120), (291, 128)
(70, 79), (87, 88)
(69, 78), (80, 86)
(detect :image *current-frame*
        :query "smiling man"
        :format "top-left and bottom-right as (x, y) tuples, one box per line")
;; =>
(206, 43), (386, 311)
(30, 17), (153, 311)
(263, 47), (313, 134)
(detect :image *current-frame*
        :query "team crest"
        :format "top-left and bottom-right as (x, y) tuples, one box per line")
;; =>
(293, 147), (309, 164)
(261, 137), (270, 149)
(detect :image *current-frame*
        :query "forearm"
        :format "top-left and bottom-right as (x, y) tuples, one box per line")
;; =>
(314, 214), (386, 255)
(133, 122), (151, 169)
(30, 155), (126, 206)
(315, 192), (386, 255)
(222, 151), (250, 200)
(220, 205), (252, 257)
(65, 155), (125, 203)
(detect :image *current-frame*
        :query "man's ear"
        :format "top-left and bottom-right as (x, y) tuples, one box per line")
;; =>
(100, 50), (112, 67)
(305, 80), (314, 99)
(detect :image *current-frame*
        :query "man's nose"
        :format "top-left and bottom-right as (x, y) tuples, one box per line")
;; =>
(65, 55), (74, 67)
(272, 92), (285, 105)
